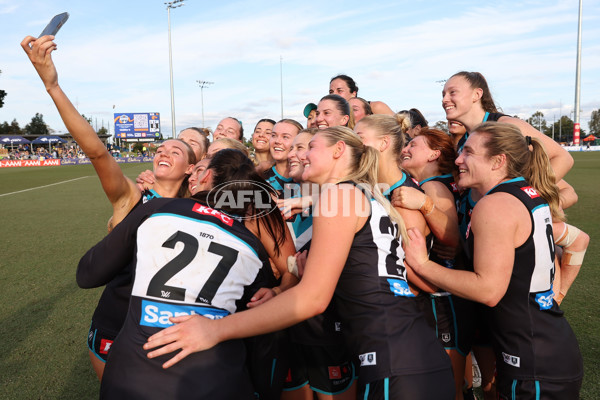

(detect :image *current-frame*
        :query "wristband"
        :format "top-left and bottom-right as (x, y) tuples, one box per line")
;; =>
(419, 196), (435, 216)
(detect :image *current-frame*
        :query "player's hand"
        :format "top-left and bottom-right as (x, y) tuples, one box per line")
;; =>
(295, 250), (308, 279)
(247, 287), (275, 308)
(144, 314), (218, 369)
(391, 187), (426, 210)
(20, 35), (59, 91)
(404, 228), (430, 273)
(276, 196), (313, 219)
(136, 169), (155, 191)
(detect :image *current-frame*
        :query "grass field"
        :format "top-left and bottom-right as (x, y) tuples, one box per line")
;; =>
(0, 154), (598, 399)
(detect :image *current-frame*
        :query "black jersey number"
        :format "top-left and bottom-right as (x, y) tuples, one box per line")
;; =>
(379, 216), (406, 278)
(546, 223), (556, 283)
(146, 231), (239, 303)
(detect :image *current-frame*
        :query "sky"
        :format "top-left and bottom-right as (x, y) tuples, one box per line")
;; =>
(1, 0), (599, 140)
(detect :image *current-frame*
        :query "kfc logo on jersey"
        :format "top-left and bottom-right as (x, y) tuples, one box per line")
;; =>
(359, 352), (377, 366)
(99, 339), (113, 355)
(521, 186), (540, 199)
(192, 203), (233, 226)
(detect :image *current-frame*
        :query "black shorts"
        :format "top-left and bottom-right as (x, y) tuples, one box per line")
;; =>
(471, 302), (493, 347)
(418, 294), (474, 356)
(497, 377), (582, 400)
(359, 369), (455, 400)
(245, 330), (291, 400)
(87, 320), (118, 363)
(282, 343), (356, 395)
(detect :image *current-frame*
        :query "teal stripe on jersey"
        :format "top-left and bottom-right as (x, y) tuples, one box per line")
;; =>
(148, 213), (258, 257)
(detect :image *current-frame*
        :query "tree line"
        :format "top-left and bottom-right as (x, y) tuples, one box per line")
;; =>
(0, 113), (108, 137)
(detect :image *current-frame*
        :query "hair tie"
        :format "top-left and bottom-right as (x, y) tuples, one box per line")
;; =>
(525, 136), (532, 146)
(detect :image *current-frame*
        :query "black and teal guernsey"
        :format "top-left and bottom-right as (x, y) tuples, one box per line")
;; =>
(382, 172), (422, 201)
(333, 183), (451, 385)
(263, 165), (295, 197)
(457, 112), (508, 153)
(78, 198), (272, 399)
(90, 189), (162, 339)
(288, 207), (344, 345)
(420, 173), (460, 205)
(467, 178), (583, 383)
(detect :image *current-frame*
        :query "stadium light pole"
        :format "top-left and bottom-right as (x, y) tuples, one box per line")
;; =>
(166, 0), (185, 138)
(280, 56), (284, 120)
(196, 80), (214, 127)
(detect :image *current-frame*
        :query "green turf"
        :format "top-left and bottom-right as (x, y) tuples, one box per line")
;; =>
(0, 155), (598, 399)
(0, 163), (149, 399)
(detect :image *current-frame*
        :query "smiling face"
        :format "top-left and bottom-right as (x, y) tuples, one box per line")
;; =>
(400, 135), (437, 172)
(442, 75), (481, 122)
(178, 129), (206, 160)
(301, 133), (337, 184)
(454, 131), (492, 190)
(152, 139), (194, 181)
(213, 118), (241, 141)
(252, 121), (274, 152)
(329, 78), (357, 100)
(448, 120), (466, 135)
(188, 158), (211, 195)
(287, 132), (313, 182)
(316, 99), (349, 130)
(270, 122), (299, 162)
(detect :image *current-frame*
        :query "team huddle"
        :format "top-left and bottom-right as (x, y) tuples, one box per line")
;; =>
(22, 33), (588, 400)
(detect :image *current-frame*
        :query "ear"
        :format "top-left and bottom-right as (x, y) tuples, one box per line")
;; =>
(341, 115), (350, 126)
(185, 164), (195, 174)
(333, 141), (346, 159)
(380, 136), (391, 152)
(429, 149), (441, 162)
(199, 168), (213, 184)
(472, 87), (483, 103)
(491, 154), (506, 170)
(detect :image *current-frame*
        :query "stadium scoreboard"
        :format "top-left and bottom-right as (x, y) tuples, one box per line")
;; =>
(114, 112), (161, 142)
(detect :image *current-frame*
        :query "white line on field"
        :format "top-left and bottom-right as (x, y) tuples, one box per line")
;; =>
(0, 176), (92, 197)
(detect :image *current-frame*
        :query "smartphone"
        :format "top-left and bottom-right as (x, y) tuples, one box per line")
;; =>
(39, 12), (69, 37)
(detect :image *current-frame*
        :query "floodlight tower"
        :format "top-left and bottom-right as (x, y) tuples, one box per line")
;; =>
(165, 0), (185, 138)
(196, 80), (214, 127)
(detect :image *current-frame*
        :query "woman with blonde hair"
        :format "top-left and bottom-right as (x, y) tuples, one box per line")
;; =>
(405, 122), (583, 400)
(354, 114), (438, 294)
(144, 126), (454, 400)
